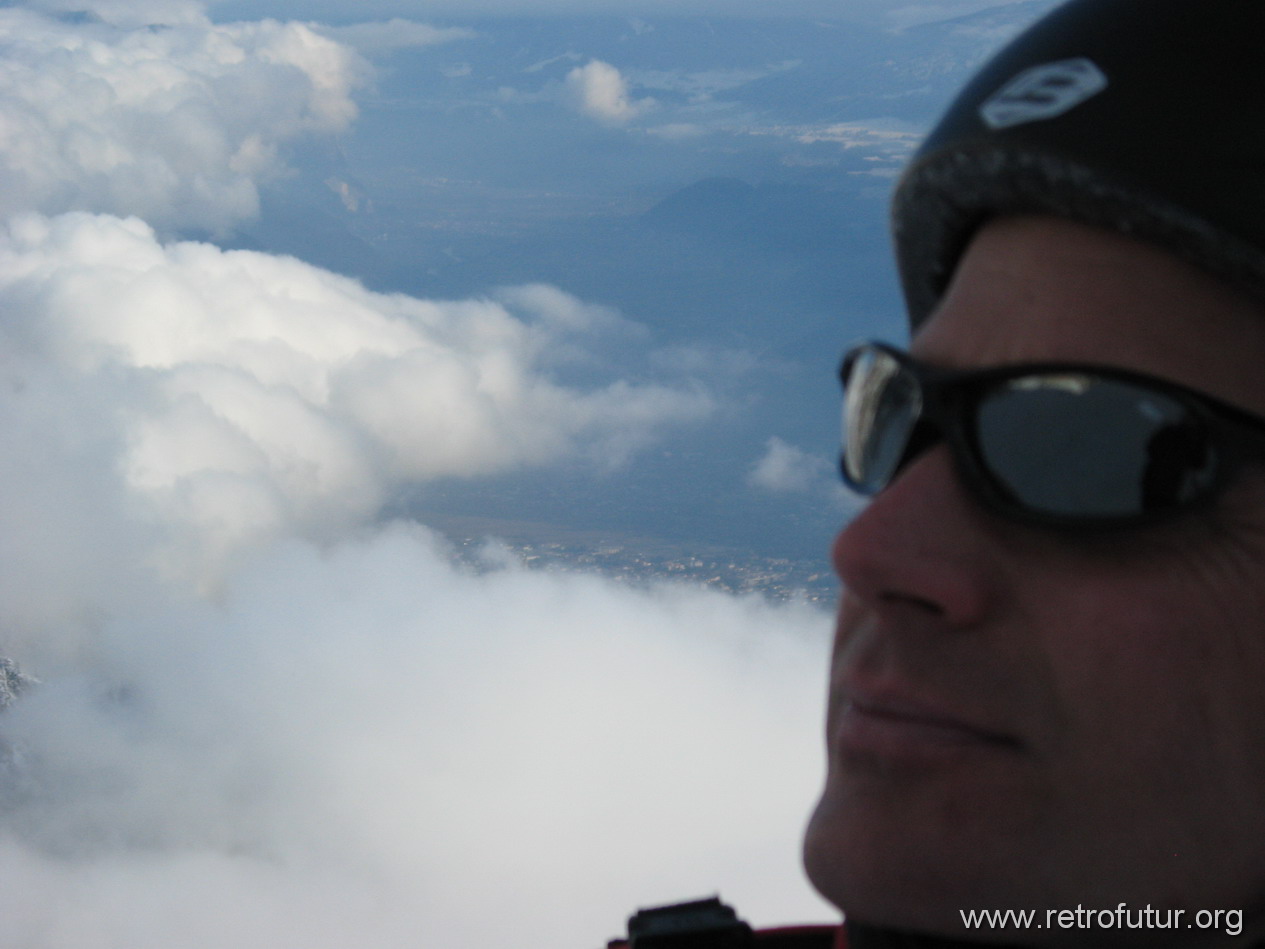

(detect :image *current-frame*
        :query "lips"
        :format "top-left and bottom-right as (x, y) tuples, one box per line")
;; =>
(835, 689), (1023, 762)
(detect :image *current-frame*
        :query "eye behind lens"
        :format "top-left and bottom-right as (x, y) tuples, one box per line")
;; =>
(973, 376), (1215, 521)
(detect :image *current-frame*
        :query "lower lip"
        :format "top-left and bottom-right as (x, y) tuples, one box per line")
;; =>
(836, 702), (1018, 763)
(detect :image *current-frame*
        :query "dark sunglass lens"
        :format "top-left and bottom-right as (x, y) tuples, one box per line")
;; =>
(975, 374), (1216, 519)
(841, 347), (922, 493)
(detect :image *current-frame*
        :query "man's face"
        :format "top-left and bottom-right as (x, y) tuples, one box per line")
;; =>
(803, 216), (1265, 944)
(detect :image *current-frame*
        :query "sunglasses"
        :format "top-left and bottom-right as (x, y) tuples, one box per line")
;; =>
(838, 342), (1265, 529)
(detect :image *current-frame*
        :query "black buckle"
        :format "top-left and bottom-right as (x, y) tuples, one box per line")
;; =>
(624, 897), (754, 949)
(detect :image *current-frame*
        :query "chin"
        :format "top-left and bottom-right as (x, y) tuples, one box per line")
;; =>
(803, 780), (1033, 938)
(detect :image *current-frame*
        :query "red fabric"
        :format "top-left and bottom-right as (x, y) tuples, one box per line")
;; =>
(754, 924), (845, 945)
(607, 924), (844, 948)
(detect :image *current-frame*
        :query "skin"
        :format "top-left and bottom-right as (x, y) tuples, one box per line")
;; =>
(803, 216), (1265, 946)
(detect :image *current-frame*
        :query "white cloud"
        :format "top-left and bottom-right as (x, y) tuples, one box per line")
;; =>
(314, 19), (476, 54)
(0, 527), (834, 947)
(564, 59), (654, 124)
(0, 6), (366, 232)
(748, 437), (836, 495)
(0, 212), (711, 583)
(0, 213), (825, 949)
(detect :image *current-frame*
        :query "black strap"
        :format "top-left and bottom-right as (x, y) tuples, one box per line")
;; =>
(610, 897), (839, 949)
(622, 897), (753, 949)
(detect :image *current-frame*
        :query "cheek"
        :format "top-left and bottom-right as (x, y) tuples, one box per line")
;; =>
(1046, 569), (1265, 807)
(1024, 571), (1265, 903)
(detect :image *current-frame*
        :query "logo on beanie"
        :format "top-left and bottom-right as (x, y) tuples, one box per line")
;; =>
(980, 58), (1108, 130)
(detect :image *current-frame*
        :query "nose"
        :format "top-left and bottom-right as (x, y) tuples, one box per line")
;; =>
(832, 445), (1000, 628)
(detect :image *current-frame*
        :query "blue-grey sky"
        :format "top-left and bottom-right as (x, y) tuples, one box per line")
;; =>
(203, 0), (1028, 27)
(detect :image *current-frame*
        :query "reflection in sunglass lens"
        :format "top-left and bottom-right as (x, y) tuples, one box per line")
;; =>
(842, 348), (921, 492)
(974, 376), (1216, 518)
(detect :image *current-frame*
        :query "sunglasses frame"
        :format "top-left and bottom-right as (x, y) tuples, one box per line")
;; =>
(838, 341), (1265, 530)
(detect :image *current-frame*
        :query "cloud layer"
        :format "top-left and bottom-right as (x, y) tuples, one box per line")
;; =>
(1, 527), (832, 947)
(0, 6), (364, 232)
(0, 3), (837, 944)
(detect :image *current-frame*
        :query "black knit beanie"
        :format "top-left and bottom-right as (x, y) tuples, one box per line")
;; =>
(894, 0), (1265, 328)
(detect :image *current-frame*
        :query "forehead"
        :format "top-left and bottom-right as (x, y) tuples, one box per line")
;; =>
(912, 216), (1265, 416)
